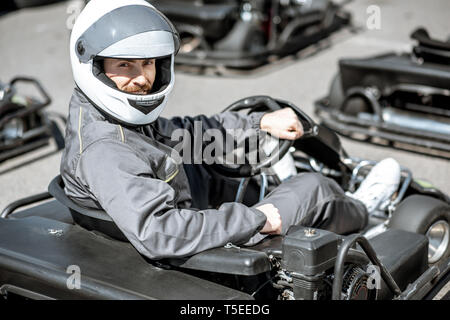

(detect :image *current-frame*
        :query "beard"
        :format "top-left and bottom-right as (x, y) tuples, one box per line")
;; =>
(122, 82), (153, 95)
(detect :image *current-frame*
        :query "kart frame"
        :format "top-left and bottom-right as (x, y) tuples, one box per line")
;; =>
(0, 97), (449, 300)
(153, 0), (352, 72)
(0, 153), (449, 300)
(0, 77), (65, 163)
(314, 29), (450, 159)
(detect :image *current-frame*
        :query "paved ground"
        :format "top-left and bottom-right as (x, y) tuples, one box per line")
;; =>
(0, 0), (449, 209)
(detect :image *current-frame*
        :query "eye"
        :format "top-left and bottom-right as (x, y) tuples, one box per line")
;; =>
(144, 60), (154, 66)
(118, 62), (129, 68)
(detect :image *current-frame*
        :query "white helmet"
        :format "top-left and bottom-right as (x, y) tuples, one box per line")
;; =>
(70, 0), (180, 125)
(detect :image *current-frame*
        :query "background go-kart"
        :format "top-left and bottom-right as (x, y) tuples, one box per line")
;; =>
(0, 0), (449, 211)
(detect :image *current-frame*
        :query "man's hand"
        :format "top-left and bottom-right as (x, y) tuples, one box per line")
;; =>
(255, 203), (282, 235)
(260, 107), (303, 140)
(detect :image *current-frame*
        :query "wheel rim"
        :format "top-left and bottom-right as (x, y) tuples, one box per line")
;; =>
(426, 220), (450, 264)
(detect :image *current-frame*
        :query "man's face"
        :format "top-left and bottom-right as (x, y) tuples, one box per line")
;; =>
(103, 58), (156, 95)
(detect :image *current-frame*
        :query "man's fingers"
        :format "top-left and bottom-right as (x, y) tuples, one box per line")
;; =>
(278, 128), (302, 140)
(256, 203), (282, 234)
(291, 120), (303, 138)
(280, 119), (303, 140)
(280, 131), (297, 140)
(295, 120), (304, 136)
(260, 107), (304, 140)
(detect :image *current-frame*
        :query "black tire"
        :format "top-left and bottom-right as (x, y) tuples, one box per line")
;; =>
(341, 96), (371, 116)
(328, 74), (372, 116)
(388, 195), (450, 265)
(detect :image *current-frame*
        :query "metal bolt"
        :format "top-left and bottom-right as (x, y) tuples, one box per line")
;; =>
(77, 41), (85, 55)
(304, 228), (317, 237)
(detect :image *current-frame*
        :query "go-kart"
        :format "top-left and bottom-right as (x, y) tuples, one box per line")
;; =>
(149, 0), (352, 71)
(314, 28), (450, 159)
(0, 77), (65, 163)
(0, 96), (449, 300)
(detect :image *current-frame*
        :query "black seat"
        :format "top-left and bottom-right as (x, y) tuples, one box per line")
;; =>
(48, 175), (128, 241)
(47, 175), (276, 275)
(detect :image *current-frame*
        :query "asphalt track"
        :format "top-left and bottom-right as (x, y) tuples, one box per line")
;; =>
(1, 0), (449, 211)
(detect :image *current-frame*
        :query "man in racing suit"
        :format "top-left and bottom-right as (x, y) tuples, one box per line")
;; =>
(61, 0), (398, 260)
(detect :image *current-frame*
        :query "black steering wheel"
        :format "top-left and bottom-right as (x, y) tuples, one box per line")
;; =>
(209, 95), (318, 178)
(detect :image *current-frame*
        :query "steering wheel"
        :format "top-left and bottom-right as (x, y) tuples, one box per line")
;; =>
(209, 95), (318, 178)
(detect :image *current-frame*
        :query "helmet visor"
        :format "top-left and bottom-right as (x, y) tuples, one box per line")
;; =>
(75, 5), (179, 63)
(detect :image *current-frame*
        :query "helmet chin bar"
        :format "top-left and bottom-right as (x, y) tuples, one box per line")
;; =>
(127, 97), (164, 115)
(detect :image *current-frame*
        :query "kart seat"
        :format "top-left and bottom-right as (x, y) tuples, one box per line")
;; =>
(48, 175), (128, 241)
(48, 175), (277, 276)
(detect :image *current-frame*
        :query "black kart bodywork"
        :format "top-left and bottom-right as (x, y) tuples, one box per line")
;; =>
(150, 0), (351, 70)
(315, 28), (450, 158)
(0, 77), (65, 163)
(0, 96), (449, 300)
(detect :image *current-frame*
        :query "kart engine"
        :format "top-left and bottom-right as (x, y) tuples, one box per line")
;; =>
(276, 226), (377, 300)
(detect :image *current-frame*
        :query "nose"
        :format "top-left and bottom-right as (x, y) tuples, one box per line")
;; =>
(132, 73), (147, 88)
(131, 63), (149, 87)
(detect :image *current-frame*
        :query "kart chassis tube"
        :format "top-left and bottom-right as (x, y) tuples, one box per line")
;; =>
(334, 75), (450, 133)
(0, 192), (52, 219)
(347, 159), (412, 213)
(0, 136), (50, 162)
(342, 86), (450, 138)
(315, 102), (450, 153)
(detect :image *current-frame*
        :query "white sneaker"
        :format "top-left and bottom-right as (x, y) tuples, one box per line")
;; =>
(347, 158), (401, 213)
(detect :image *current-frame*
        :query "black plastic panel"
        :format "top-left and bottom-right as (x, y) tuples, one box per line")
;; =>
(369, 229), (428, 299)
(0, 216), (252, 300)
(10, 199), (73, 224)
(339, 53), (450, 91)
(167, 246), (272, 276)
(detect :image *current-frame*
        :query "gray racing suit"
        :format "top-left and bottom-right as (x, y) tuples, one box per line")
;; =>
(61, 88), (368, 260)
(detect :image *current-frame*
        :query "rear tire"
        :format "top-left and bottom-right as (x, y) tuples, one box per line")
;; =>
(388, 195), (450, 265)
(342, 96), (371, 116)
(328, 74), (372, 116)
